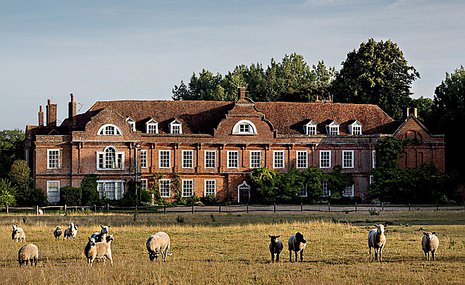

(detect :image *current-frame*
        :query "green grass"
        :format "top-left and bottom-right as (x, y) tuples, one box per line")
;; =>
(0, 211), (464, 284)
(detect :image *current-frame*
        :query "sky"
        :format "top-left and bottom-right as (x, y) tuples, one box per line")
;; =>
(1, 0), (464, 130)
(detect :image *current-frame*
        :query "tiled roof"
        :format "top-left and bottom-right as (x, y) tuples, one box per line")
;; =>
(34, 99), (397, 136)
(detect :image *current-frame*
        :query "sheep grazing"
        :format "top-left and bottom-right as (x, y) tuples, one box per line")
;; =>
(84, 237), (114, 266)
(288, 232), (307, 262)
(422, 232), (439, 261)
(63, 223), (78, 240)
(12, 224), (26, 242)
(368, 224), (387, 262)
(269, 235), (283, 262)
(53, 226), (62, 240)
(18, 243), (39, 267)
(146, 231), (170, 262)
(90, 225), (110, 242)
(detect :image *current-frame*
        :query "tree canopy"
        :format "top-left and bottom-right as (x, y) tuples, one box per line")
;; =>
(0, 129), (25, 177)
(172, 54), (335, 102)
(331, 38), (420, 120)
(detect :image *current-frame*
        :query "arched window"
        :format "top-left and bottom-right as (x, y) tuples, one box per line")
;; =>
(232, 120), (257, 135)
(98, 124), (122, 136)
(97, 146), (124, 170)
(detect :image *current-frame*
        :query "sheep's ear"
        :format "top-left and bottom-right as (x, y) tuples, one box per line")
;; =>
(423, 232), (428, 235)
(100, 225), (103, 228)
(88, 237), (91, 242)
(268, 235), (272, 238)
(432, 232), (436, 235)
(276, 236), (280, 238)
(374, 224), (378, 227)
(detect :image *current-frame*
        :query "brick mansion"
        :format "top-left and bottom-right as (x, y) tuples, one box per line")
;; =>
(25, 88), (445, 203)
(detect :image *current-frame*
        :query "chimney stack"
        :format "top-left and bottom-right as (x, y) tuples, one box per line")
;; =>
(68, 93), (76, 120)
(413, 107), (418, 118)
(238, 87), (246, 100)
(46, 99), (57, 127)
(405, 107), (410, 118)
(38, 105), (44, 127)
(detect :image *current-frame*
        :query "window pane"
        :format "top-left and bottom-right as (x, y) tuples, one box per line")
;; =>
(205, 151), (216, 168)
(140, 150), (148, 168)
(273, 151), (284, 168)
(159, 180), (171, 197)
(250, 151), (261, 168)
(296, 151), (308, 168)
(47, 150), (60, 169)
(228, 151), (238, 168)
(343, 151), (354, 168)
(320, 150), (331, 168)
(159, 150), (171, 168)
(205, 180), (216, 196)
(182, 150), (193, 168)
(182, 180), (194, 197)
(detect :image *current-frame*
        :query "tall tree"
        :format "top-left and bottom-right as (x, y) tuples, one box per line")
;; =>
(433, 66), (465, 176)
(0, 129), (25, 177)
(331, 38), (420, 120)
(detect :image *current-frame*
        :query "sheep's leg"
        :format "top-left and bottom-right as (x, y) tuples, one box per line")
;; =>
(33, 257), (37, 266)
(289, 250), (292, 262)
(432, 250), (435, 261)
(300, 250), (303, 262)
(374, 248), (378, 261)
(276, 252), (280, 262)
(295, 251), (298, 262)
(379, 247), (383, 262)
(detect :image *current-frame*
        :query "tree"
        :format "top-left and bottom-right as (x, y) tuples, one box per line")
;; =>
(81, 175), (100, 206)
(8, 160), (34, 206)
(299, 167), (325, 202)
(0, 178), (16, 207)
(411, 96), (435, 129)
(0, 129), (25, 178)
(248, 167), (278, 204)
(60, 186), (82, 205)
(433, 66), (465, 176)
(331, 38), (420, 120)
(276, 168), (304, 202)
(326, 166), (353, 199)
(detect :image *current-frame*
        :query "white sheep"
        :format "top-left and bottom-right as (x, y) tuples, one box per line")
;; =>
(64, 223), (78, 240)
(84, 237), (113, 266)
(269, 235), (283, 262)
(90, 225), (110, 242)
(422, 231), (439, 261)
(18, 243), (39, 267)
(368, 224), (386, 262)
(288, 232), (307, 262)
(38, 209), (44, 215)
(12, 224), (26, 242)
(53, 226), (62, 240)
(146, 231), (170, 262)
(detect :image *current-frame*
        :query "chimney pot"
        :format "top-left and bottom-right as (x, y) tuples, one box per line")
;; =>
(238, 87), (246, 100)
(68, 93), (77, 121)
(46, 100), (57, 127)
(38, 105), (44, 127)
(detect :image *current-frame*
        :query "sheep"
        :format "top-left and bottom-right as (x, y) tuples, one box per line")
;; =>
(90, 225), (110, 242)
(18, 243), (39, 267)
(422, 232), (439, 261)
(146, 231), (170, 262)
(269, 235), (283, 262)
(84, 237), (113, 266)
(12, 224), (26, 242)
(368, 224), (386, 262)
(63, 223), (78, 240)
(106, 234), (114, 243)
(288, 232), (307, 262)
(53, 226), (62, 240)
(38, 209), (44, 215)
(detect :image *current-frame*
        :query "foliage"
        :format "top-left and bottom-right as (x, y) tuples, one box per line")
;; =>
(60, 186), (82, 205)
(8, 160), (31, 189)
(375, 137), (405, 169)
(248, 167), (278, 204)
(299, 167), (325, 202)
(325, 166), (353, 200)
(411, 96), (435, 128)
(200, 194), (218, 205)
(172, 54), (335, 102)
(0, 178), (16, 206)
(119, 180), (150, 206)
(276, 168), (304, 202)
(22, 188), (48, 206)
(331, 38), (419, 120)
(81, 175), (101, 206)
(171, 173), (184, 205)
(0, 129), (25, 178)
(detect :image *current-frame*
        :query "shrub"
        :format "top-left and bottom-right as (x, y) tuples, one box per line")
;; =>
(60, 186), (82, 205)
(201, 194), (218, 205)
(0, 178), (16, 207)
(81, 175), (100, 206)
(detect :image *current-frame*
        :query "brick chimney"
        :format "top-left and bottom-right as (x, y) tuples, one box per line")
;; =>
(238, 87), (246, 100)
(412, 107), (418, 118)
(46, 99), (57, 127)
(68, 93), (76, 120)
(38, 105), (44, 127)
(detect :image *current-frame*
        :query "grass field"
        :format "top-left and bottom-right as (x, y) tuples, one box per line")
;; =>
(0, 211), (464, 285)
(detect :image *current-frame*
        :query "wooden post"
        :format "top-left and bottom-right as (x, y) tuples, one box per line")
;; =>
(94, 205), (97, 213)
(355, 202), (358, 212)
(106, 203), (109, 212)
(273, 203), (276, 213)
(163, 204), (166, 214)
(191, 204), (194, 214)
(219, 205), (221, 213)
(381, 202), (384, 211)
(6, 205), (9, 214)
(246, 203), (249, 213)
(408, 203), (411, 211)
(436, 203), (439, 211)
(301, 202), (303, 212)
(328, 202), (331, 212)
(64, 204), (67, 213)
(36, 205), (39, 215)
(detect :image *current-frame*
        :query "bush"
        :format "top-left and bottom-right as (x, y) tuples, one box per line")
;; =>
(81, 175), (100, 206)
(200, 194), (218, 205)
(0, 178), (16, 207)
(60, 186), (82, 205)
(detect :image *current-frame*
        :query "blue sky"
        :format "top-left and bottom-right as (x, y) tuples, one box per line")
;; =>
(1, 0), (464, 130)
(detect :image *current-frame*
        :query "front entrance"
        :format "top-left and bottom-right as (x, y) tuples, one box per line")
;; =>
(237, 181), (250, 203)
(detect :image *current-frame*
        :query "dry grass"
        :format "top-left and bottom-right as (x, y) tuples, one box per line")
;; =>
(0, 211), (464, 284)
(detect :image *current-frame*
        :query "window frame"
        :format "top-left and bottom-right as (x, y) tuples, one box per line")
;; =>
(273, 150), (285, 169)
(159, 179), (171, 198)
(96, 180), (125, 200)
(232, 120), (257, 135)
(304, 122), (317, 135)
(182, 179), (194, 197)
(343, 184), (355, 197)
(204, 150), (217, 169)
(158, 150), (171, 169)
(46, 180), (60, 203)
(342, 150), (354, 169)
(372, 150), (376, 169)
(182, 150), (194, 169)
(146, 119), (158, 134)
(170, 121), (182, 134)
(97, 124), (122, 136)
(140, 178), (148, 191)
(140, 150), (148, 168)
(250, 150), (262, 169)
(47, 149), (61, 169)
(322, 180), (330, 197)
(350, 121), (362, 135)
(296, 150), (308, 169)
(96, 146), (124, 170)
(204, 179), (216, 197)
(319, 150), (331, 169)
(227, 150), (239, 169)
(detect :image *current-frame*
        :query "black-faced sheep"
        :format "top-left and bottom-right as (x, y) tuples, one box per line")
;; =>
(90, 225), (110, 242)
(63, 223), (78, 240)
(12, 224), (26, 242)
(84, 237), (113, 266)
(288, 232), (307, 262)
(269, 235), (283, 262)
(53, 226), (62, 240)
(18, 243), (38, 267)
(146, 231), (170, 262)
(368, 224), (386, 262)
(422, 231), (439, 261)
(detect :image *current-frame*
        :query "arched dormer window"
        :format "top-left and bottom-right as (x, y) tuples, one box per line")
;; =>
(126, 117), (136, 131)
(170, 120), (182, 134)
(326, 121), (339, 136)
(349, 120), (362, 135)
(98, 124), (122, 136)
(97, 146), (124, 170)
(232, 120), (257, 135)
(304, 120), (317, 135)
(146, 118), (158, 134)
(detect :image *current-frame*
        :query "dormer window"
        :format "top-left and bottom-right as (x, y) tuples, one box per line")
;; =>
(232, 120), (257, 135)
(146, 118), (158, 134)
(349, 121), (362, 135)
(170, 120), (182, 134)
(304, 121), (317, 135)
(98, 124), (122, 136)
(326, 121), (339, 136)
(126, 117), (136, 131)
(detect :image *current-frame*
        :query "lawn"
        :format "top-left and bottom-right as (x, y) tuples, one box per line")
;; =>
(0, 211), (464, 284)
